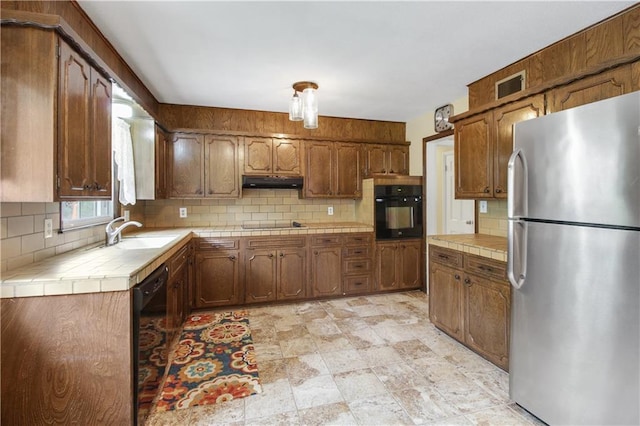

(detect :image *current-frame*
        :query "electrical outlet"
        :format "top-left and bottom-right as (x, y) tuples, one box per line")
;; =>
(328, 206), (334, 216)
(479, 200), (488, 214)
(123, 210), (130, 221)
(44, 218), (53, 239)
(179, 207), (188, 218)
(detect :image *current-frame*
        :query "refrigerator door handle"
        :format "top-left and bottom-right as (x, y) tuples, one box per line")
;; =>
(507, 148), (528, 219)
(508, 219), (528, 289)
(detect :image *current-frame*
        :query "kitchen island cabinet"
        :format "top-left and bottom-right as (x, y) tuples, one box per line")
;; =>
(193, 238), (241, 308)
(428, 244), (510, 370)
(1, 291), (133, 425)
(1, 26), (112, 202)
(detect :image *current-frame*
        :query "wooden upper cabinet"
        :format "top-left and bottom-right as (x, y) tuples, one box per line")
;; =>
(492, 95), (545, 198)
(363, 144), (409, 177)
(244, 137), (301, 176)
(547, 65), (634, 113)
(205, 135), (240, 198)
(169, 133), (239, 198)
(169, 133), (204, 198)
(304, 141), (334, 197)
(273, 139), (301, 175)
(154, 125), (168, 199)
(57, 39), (112, 199)
(335, 142), (361, 198)
(633, 60), (640, 92)
(455, 112), (493, 198)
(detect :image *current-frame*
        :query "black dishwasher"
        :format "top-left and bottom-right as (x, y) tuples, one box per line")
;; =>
(132, 264), (168, 425)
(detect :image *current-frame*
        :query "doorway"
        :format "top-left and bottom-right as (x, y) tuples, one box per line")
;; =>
(425, 136), (474, 236)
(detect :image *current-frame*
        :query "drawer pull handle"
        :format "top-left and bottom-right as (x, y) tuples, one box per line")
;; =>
(478, 265), (494, 272)
(438, 254), (449, 259)
(354, 282), (363, 286)
(353, 250), (363, 255)
(354, 264), (363, 268)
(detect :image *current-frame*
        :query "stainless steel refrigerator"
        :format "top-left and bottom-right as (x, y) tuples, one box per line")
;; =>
(507, 91), (639, 425)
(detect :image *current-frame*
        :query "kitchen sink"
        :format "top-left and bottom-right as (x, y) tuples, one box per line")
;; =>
(114, 236), (178, 249)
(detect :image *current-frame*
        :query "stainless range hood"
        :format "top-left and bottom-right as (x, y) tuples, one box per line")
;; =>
(242, 175), (304, 189)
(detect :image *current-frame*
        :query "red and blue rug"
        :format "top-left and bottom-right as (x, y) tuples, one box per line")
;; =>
(156, 311), (262, 411)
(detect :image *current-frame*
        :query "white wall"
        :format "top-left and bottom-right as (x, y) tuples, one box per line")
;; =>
(406, 96), (469, 176)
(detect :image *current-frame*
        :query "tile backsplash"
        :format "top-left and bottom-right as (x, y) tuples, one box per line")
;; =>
(477, 200), (507, 237)
(1, 202), (104, 273)
(143, 189), (362, 228)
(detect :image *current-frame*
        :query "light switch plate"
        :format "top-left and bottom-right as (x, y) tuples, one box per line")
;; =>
(44, 218), (53, 239)
(123, 210), (130, 221)
(179, 207), (188, 218)
(328, 206), (334, 216)
(479, 200), (488, 214)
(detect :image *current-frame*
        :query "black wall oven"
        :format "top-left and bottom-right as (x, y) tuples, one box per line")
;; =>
(375, 184), (423, 240)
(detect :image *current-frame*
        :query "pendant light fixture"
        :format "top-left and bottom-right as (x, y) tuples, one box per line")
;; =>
(289, 81), (319, 129)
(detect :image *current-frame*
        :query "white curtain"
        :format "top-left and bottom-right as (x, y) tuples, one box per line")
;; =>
(112, 118), (136, 205)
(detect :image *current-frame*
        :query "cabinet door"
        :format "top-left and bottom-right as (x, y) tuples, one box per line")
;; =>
(58, 41), (92, 198)
(154, 125), (167, 199)
(167, 261), (188, 343)
(277, 248), (306, 300)
(169, 133), (204, 197)
(365, 144), (387, 176)
(428, 262), (464, 341)
(399, 241), (422, 289)
(454, 112), (493, 198)
(376, 243), (399, 290)
(463, 274), (510, 370)
(493, 95), (544, 198)
(194, 251), (240, 308)
(245, 249), (277, 303)
(273, 139), (301, 176)
(304, 141), (333, 197)
(89, 71), (112, 197)
(547, 65), (633, 113)
(310, 247), (342, 297)
(388, 145), (409, 175)
(205, 135), (239, 198)
(335, 142), (361, 198)
(244, 137), (273, 175)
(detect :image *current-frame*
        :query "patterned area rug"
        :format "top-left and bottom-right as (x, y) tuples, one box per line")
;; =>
(156, 311), (262, 411)
(138, 316), (168, 421)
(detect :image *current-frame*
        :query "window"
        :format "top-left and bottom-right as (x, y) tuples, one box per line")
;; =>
(61, 200), (114, 231)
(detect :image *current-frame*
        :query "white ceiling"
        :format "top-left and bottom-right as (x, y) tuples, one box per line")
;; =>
(78, 1), (634, 123)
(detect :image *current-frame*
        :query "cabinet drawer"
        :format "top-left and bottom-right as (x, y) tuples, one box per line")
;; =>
(311, 235), (342, 246)
(343, 246), (371, 258)
(343, 275), (372, 294)
(169, 243), (190, 278)
(344, 259), (371, 274)
(246, 237), (306, 249)
(344, 234), (372, 246)
(196, 238), (240, 251)
(429, 245), (463, 268)
(465, 254), (507, 280)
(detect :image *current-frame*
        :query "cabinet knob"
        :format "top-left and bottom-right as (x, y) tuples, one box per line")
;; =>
(464, 278), (471, 285)
(484, 187), (490, 193)
(382, 169), (386, 173)
(495, 188), (502, 193)
(229, 255), (236, 260)
(279, 252), (284, 258)
(268, 253), (274, 258)
(454, 274), (461, 280)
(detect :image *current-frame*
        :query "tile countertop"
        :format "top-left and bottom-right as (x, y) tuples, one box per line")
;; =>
(427, 234), (508, 262)
(0, 222), (373, 299)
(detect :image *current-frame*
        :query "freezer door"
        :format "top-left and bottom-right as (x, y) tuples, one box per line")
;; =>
(513, 91), (639, 228)
(509, 222), (639, 425)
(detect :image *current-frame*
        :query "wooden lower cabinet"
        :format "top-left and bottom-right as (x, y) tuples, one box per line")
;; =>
(167, 241), (192, 343)
(429, 245), (510, 370)
(244, 237), (307, 303)
(376, 239), (423, 291)
(310, 246), (343, 297)
(193, 238), (241, 308)
(342, 234), (374, 295)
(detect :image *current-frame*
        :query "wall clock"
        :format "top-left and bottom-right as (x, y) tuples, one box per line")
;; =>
(434, 104), (454, 132)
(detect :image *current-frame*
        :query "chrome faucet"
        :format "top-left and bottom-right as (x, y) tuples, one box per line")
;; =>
(105, 216), (143, 246)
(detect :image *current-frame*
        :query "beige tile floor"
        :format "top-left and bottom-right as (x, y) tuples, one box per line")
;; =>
(145, 291), (544, 426)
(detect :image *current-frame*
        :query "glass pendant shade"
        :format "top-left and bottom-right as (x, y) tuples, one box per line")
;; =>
(289, 92), (303, 121)
(302, 87), (318, 129)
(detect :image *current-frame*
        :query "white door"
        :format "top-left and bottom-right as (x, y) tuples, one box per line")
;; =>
(444, 152), (475, 234)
